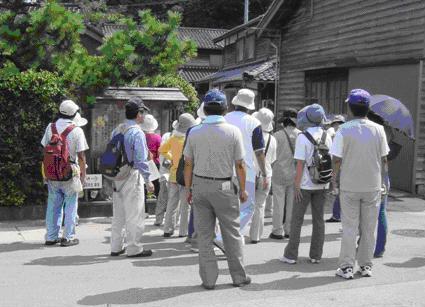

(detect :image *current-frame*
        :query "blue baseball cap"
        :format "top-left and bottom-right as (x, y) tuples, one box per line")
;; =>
(345, 89), (371, 106)
(203, 89), (227, 107)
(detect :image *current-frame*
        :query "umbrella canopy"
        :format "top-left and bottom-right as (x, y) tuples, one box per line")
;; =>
(369, 95), (415, 140)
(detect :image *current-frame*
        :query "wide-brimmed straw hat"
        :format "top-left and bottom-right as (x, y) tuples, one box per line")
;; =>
(140, 114), (158, 132)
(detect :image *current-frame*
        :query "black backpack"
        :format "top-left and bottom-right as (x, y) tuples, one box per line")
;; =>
(303, 131), (333, 184)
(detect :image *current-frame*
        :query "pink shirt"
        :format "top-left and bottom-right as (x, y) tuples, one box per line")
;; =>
(145, 133), (162, 165)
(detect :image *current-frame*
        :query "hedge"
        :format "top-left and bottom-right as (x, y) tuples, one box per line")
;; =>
(0, 70), (66, 206)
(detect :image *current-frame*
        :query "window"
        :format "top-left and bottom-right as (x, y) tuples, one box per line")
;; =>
(245, 35), (255, 59)
(305, 69), (348, 115)
(236, 39), (244, 62)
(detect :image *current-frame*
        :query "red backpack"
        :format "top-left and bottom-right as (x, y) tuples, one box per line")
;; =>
(43, 123), (75, 181)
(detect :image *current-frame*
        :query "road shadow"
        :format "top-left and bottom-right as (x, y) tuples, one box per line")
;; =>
(77, 274), (344, 305)
(132, 255), (199, 267)
(0, 242), (46, 253)
(243, 274), (344, 291)
(220, 257), (339, 276)
(384, 257), (425, 268)
(77, 284), (231, 305)
(300, 232), (341, 243)
(24, 254), (116, 266)
(387, 198), (425, 212)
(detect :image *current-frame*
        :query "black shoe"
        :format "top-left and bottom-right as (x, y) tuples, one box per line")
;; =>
(269, 233), (284, 240)
(284, 234), (290, 239)
(326, 217), (341, 223)
(250, 240), (259, 244)
(110, 248), (126, 257)
(60, 238), (79, 247)
(233, 276), (251, 287)
(201, 283), (215, 290)
(163, 232), (174, 238)
(178, 235), (187, 238)
(45, 239), (60, 246)
(127, 249), (153, 258)
(153, 222), (162, 227)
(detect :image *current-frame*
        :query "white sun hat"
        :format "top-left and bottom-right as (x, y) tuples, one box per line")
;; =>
(59, 99), (87, 127)
(253, 108), (274, 132)
(197, 102), (206, 119)
(140, 114), (158, 132)
(231, 88), (256, 110)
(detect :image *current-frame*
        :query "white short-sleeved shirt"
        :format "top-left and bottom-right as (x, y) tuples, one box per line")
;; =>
(330, 119), (390, 192)
(41, 118), (89, 164)
(294, 126), (332, 190)
(254, 132), (277, 177)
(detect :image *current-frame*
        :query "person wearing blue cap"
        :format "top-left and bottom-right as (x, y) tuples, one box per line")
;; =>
(331, 89), (390, 279)
(279, 103), (332, 265)
(183, 89), (251, 289)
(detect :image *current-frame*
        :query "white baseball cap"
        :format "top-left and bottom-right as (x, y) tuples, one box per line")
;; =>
(140, 114), (158, 132)
(231, 89), (256, 110)
(59, 100), (87, 127)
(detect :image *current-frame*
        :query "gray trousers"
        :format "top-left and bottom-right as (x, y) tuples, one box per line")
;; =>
(284, 189), (326, 261)
(155, 180), (168, 225)
(163, 182), (190, 236)
(250, 180), (271, 241)
(265, 194), (273, 217)
(339, 190), (381, 269)
(192, 176), (247, 286)
(272, 182), (294, 236)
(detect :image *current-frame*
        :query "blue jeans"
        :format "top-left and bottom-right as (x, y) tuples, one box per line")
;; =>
(374, 175), (390, 256)
(332, 196), (341, 220)
(45, 182), (78, 241)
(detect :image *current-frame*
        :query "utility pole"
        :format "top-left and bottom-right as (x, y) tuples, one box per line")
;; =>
(244, 0), (249, 23)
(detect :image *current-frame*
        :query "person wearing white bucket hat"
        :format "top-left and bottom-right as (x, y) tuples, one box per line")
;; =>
(40, 99), (89, 247)
(141, 114), (162, 201)
(225, 89), (269, 239)
(250, 108), (277, 243)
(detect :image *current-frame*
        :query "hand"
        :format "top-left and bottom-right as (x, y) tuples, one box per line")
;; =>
(186, 189), (193, 205)
(146, 181), (155, 193)
(294, 185), (303, 203)
(239, 190), (248, 203)
(262, 176), (270, 191)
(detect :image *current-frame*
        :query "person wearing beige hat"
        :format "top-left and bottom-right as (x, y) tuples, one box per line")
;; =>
(249, 108), (277, 243)
(159, 113), (197, 237)
(225, 89), (269, 239)
(41, 99), (89, 247)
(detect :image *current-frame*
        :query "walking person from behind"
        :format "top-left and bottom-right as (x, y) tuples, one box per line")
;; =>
(249, 108), (277, 243)
(280, 104), (332, 264)
(184, 89), (251, 289)
(270, 108), (300, 240)
(160, 113), (197, 238)
(225, 89), (268, 238)
(331, 89), (389, 279)
(109, 97), (154, 258)
(41, 100), (89, 247)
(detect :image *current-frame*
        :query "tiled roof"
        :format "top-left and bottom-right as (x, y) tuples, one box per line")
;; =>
(201, 60), (276, 84)
(99, 25), (227, 49)
(179, 66), (220, 83)
(100, 87), (188, 102)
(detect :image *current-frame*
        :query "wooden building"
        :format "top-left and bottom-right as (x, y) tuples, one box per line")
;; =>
(257, 0), (425, 194)
(201, 16), (280, 112)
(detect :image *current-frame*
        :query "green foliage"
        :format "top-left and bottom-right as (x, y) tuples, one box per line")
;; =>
(139, 74), (199, 114)
(0, 70), (66, 206)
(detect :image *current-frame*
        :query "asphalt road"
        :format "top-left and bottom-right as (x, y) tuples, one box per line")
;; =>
(0, 193), (424, 307)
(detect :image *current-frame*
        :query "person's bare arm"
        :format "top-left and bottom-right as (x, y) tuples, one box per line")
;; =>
(294, 159), (304, 202)
(235, 159), (248, 202)
(332, 157), (342, 192)
(255, 150), (269, 190)
(184, 157), (194, 204)
(77, 151), (86, 184)
(382, 156), (389, 192)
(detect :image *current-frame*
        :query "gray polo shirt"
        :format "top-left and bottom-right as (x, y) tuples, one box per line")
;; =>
(184, 116), (245, 178)
(330, 119), (390, 193)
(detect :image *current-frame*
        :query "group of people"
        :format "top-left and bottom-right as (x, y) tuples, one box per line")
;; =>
(41, 86), (392, 288)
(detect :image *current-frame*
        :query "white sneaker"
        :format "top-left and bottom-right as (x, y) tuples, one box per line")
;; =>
(336, 267), (354, 279)
(359, 266), (372, 277)
(279, 256), (297, 264)
(310, 258), (321, 264)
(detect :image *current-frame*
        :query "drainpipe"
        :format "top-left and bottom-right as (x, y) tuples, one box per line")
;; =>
(270, 41), (280, 121)
(244, 0), (249, 23)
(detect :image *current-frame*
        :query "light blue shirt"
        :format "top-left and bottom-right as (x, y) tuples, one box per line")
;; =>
(112, 120), (151, 182)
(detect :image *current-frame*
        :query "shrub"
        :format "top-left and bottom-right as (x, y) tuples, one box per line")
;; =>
(0, 70), (66, 206)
